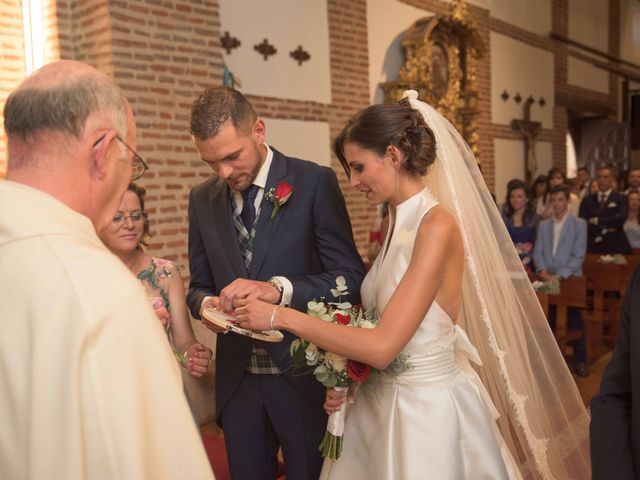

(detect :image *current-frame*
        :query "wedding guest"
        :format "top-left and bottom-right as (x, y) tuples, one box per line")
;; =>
(502, 179), (541, 273)
(579, 165), (631, 254)
(99, 183), (213, 382)
(235, 92), (590, 479)
(540, 168), (580, 218)
(576, 166), (591, 199)
(530, 174), (547, 216)
(625, 168), (640, 195)
(533, 185), (588, 376)
(0, 60), (213, 479)
(500, 178), (522, 216)
(624, 191), (640, 249)
(186, 86), (365, 479)
(589, 178), (599, 196)
(590, 265), (640, 479)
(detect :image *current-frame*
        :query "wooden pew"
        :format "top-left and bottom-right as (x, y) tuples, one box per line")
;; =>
(546, 276), (587, 359)
(582, 254), (637, 359)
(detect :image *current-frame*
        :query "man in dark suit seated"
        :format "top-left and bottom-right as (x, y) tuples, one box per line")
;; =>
(625, 168), (640, 195)
(533, 185), (588, 376)
(579, 165), (631, 254)
(186, 87), (365, 480)
(590, 265), (640, 479)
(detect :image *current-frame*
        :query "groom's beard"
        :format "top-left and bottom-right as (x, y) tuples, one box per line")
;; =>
(226, 143), (264, 192)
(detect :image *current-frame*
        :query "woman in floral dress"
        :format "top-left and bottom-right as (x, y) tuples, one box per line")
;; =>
(100, 183), (212, 416)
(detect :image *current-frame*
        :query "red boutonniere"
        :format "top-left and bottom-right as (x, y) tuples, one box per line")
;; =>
(265, 180), (293, 219)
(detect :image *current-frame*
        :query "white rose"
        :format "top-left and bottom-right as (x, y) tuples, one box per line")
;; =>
(325, 352), (347, 372)
(305, 343), (320, 365)
(360, 320), (377, 330)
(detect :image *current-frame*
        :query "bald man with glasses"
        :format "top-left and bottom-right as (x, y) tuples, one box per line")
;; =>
(0, 61), (214, 479)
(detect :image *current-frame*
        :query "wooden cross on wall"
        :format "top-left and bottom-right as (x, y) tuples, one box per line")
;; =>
(510, 97), (541, 185)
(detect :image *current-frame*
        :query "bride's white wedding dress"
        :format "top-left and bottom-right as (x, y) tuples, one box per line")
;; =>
(320, 188), (522, 480)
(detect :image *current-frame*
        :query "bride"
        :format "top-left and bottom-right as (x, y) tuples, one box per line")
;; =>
(235, 91), (590, 479)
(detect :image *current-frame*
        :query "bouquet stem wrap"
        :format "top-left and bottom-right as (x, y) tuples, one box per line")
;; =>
(320, 386), (348, 460)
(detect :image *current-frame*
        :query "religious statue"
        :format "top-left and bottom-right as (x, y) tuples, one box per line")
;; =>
(511, 97), (541, 185)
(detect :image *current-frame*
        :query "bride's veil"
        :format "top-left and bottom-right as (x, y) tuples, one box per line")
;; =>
(403, 90), (590, 478)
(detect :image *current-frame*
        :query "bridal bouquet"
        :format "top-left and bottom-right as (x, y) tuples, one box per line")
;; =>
(289, 277), (411, 460)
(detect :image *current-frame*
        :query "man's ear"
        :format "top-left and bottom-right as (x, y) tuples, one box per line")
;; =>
(253, 119), (266, 144)
(90, 131), (116, 180)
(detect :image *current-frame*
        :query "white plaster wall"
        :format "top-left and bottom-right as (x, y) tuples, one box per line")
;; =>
(491, 33), (554, 129)
(488, 0), (551, 36)
(566, 0), (611, 94)
(494, 139), (552, 201)
(264, 118), (331, 167)
(620, 0), (640, 65)
(218, 0), (331, 103)
(367, 0), (431, 104)
(567, 56), (609, 93)
(568, 0), (609, 52)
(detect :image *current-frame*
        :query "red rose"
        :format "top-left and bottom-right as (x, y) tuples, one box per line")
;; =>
(347, 360), (371, 382)
(274, 181), (293, 205)
(267, 181), (294, 219)
(335, 312), (351, 325)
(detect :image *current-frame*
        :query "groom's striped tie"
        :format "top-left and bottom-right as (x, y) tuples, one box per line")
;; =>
(233, 184), (259, 269)
(231, 186), (280, 374)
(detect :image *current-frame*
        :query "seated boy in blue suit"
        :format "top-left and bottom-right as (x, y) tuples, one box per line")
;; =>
(534, 184), (589, 377)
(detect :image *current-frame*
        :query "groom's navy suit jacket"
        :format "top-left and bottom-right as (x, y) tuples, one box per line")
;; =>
(186, 147), (365, 422)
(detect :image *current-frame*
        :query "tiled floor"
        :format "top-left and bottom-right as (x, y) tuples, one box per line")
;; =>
(573, 351), (612, 407)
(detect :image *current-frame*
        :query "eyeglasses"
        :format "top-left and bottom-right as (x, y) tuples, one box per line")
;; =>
(112, 211), (146, 225)
(93, 133), (149, 181)
(115, 135), (149, 181)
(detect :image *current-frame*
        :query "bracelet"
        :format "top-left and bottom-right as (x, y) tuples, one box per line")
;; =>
(269, 305), (279, 330)
(183, 349), (189, 367)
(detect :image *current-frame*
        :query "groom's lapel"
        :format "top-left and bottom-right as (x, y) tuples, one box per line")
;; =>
(208, 179), (246, 277)
(249, 150), (294, 279)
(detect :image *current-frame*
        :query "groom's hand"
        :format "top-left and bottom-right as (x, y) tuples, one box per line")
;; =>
(219, 279), (280, 312)
(199, 296), (227, 334)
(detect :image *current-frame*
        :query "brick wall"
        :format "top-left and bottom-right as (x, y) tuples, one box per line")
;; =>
(0, 0), (626, 258)
(106, 0), (222, 266)
(0, 0), (25, 179)
(326, 0), (372, 255)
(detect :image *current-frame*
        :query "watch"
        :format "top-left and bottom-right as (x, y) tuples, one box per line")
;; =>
(268, 277), (284, 304)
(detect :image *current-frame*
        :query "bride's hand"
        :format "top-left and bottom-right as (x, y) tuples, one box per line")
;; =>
(234, 298), (275, 331)
(324, 387), (348, 414)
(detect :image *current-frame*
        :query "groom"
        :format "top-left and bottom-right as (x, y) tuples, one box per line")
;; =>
(186, 87), (365, 479)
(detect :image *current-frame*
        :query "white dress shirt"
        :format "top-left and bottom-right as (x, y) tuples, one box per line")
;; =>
(552, 210), (570, 257)
(207, 144), (293, 307)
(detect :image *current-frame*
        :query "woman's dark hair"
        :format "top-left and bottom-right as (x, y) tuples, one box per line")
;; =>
(127, 182), (151, 249)
(544, 168), (568, 203)
(333, 102), (437, 177)
(530, 175), (547, 199)
(503, 179), (536, 221)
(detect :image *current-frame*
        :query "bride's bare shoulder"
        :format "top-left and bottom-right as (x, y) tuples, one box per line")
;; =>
(416, 205), (460, 241)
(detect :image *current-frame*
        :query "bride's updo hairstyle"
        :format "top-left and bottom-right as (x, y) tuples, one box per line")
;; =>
(334, 99), (437, 177)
